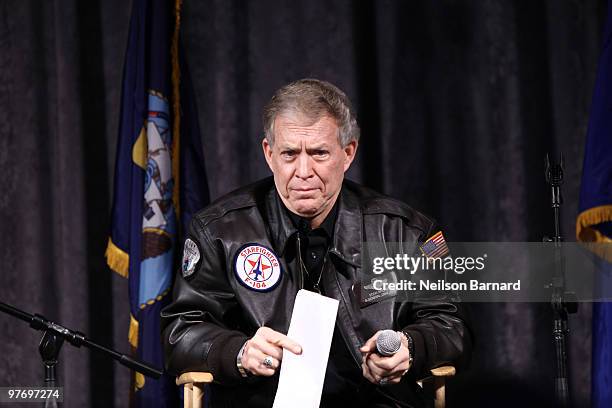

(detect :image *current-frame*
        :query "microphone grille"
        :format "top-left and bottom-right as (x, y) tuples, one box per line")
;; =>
(376, 330), (402, 356)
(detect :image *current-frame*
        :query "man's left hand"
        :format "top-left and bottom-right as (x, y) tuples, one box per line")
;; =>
(360, 331), (411, 385)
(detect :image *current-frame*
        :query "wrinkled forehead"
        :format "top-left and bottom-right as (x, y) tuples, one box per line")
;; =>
(272, 111), (340, 144)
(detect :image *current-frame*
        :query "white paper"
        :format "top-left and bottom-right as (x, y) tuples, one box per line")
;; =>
(272, 289), (339, 408)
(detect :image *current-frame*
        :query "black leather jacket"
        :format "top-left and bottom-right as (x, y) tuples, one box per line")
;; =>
(161, 177), (471, 406)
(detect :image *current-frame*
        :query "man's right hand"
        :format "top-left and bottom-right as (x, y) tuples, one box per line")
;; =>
(241, 326), (302, 376)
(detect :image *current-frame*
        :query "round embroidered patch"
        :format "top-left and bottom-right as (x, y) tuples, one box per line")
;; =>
(182, 238), (200, 279)
(234, 244), (282, 291)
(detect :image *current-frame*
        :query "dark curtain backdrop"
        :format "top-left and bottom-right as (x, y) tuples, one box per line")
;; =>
(0, 1), (605, 407)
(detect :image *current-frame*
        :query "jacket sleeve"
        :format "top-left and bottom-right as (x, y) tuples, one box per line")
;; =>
(396, 222), (473, 381)
(161, 216), (248, 383)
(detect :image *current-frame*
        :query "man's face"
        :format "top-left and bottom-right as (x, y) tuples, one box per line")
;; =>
(262, 114), (357, 222)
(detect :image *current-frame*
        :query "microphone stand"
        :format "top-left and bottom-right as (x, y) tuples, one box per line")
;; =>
(544, 153), (577, 408)
(0, 301), (162, 406)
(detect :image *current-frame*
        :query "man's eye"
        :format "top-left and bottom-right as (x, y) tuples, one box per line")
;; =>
(281, 151), (296, 158)
(314, 150), (329, 157)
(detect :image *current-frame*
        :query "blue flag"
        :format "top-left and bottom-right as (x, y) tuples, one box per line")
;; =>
(577, 3), (612, 407)
(105, 0), (209, 406)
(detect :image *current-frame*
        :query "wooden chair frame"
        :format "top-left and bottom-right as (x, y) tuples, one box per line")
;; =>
(177, 366), (455, 408)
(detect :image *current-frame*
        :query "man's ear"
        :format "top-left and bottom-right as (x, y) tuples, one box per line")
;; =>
(262, 137), (274, 172)
(343, 140), (358, 172)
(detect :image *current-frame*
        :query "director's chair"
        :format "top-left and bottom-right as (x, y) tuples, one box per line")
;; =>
(177, 365), (455, 408)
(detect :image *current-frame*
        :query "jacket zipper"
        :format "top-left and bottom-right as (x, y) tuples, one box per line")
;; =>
(324, 253), (363, 368)
(334, 293), (363, 369)
(296, 235), (305, 290)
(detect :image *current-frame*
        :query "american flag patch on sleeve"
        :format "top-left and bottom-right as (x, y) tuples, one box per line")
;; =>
(419, 231), (449, 259)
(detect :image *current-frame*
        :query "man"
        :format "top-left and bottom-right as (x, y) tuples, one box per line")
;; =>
(161, 79), (471, 407)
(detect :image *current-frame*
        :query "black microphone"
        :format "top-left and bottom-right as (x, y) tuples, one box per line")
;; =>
(375, 330), (402, 356)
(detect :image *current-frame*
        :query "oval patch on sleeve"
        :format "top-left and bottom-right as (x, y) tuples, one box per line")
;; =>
(182, 238), (200, 278)
(234, 244), (282, 291)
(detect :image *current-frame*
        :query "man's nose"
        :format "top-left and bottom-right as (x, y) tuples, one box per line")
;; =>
(295, 153), (313, 179)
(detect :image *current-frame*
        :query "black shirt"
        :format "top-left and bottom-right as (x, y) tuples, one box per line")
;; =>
(286, 202), (336, 292)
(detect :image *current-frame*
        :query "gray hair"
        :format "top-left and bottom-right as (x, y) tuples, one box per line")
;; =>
(263, 78), (360, 147)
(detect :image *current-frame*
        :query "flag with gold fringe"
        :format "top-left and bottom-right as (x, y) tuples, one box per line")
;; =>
(576, 3), (612, 258)
(105, 0), (209, 406)
(577, 3), (612, 407)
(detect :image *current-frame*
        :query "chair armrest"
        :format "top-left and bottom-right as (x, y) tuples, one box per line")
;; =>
(176, 372), (214, 408)
(425, 366), (455, 408)
(430, 366), (456, 378)
(176, 372), (214, 386)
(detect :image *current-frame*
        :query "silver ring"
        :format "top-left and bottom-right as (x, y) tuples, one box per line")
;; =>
(379, 377), (389, 386)
(263, 356), (274, 368)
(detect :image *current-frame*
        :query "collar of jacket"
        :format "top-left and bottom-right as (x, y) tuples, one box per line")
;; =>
(265, 180), (362, 271)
